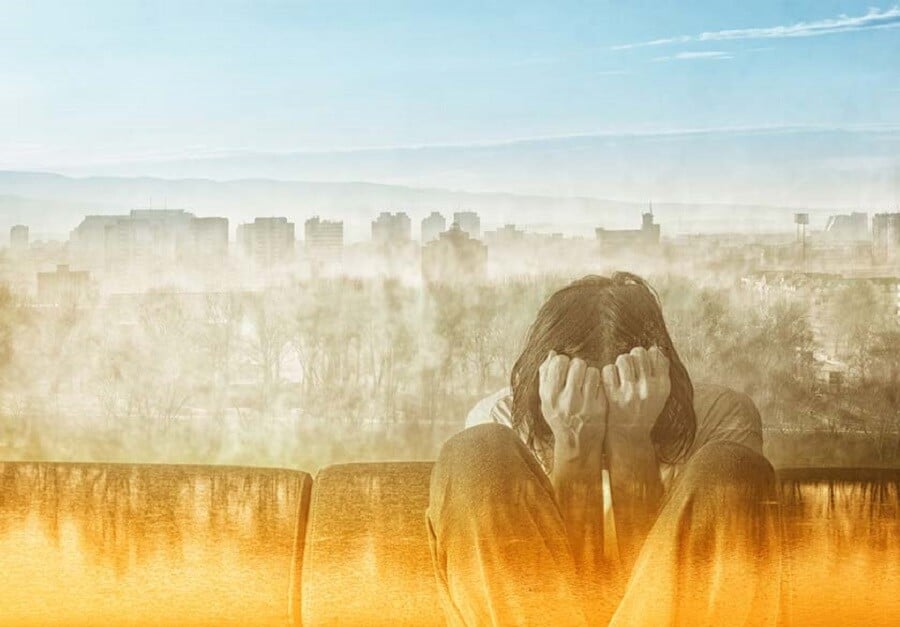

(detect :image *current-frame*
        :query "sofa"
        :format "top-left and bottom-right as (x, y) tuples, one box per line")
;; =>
(0, 459), (897, 626)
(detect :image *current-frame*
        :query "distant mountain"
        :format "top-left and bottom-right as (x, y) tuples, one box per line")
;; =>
(37, 126), (900, 212)
(2, 127), (896, 240)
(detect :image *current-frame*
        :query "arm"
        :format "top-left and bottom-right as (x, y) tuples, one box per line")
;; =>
(539, 352), (607, 581)
(604, 428), (663, 571)
(549, 440), (606, 580)
(602, 347), (670, 571)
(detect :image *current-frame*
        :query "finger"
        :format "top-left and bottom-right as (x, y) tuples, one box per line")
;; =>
(539, 350), (554, 377)
(538, 351), (558, 402)
(616, 353), (636, 384)
(630, 347), (652, 398)
(565, 358), (587, 393)
(630, 346), (651, 377)
(601, 363), (619, 396)
(547, 354), (570, 400)
(583, 366), (602, 399)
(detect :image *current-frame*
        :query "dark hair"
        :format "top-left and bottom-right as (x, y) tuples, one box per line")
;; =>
(510, 272), (695, 465)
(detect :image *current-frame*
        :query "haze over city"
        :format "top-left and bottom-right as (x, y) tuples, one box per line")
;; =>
(0, 3), (898, 625)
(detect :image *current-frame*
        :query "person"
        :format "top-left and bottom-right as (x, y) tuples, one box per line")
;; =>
(426, 273), (782, 626)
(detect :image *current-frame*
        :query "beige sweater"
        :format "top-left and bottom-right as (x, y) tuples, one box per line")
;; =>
(464, 382), (764, 561)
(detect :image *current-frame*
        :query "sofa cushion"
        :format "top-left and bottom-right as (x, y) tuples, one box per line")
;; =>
(0, 462), (312, 626)
(300, 462), (441, 626)
(777, 468), (900, 627)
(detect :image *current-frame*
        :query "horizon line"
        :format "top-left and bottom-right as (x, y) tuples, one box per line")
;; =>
(4, 122), (900, 172)
(1, 168), (896, 216)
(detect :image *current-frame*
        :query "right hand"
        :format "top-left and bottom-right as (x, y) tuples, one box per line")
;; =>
(539, 351), (607, 465)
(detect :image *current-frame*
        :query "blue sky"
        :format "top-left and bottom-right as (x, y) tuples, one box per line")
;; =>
(1, 1), (899, 173)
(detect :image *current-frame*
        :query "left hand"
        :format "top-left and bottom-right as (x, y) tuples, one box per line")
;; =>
(601, 346), (671, 443)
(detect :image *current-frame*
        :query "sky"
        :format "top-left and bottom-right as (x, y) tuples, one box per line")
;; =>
(1, 1), (899, 202)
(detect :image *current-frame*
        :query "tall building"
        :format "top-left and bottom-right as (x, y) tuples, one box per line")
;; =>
(70, 210), (227, 270)
(106, 210), (192, 269)
(873, 213), (900, 263)
(422, 223), (488, 283)
(188, 217), (229, 260)
(595, 210), (660, 249)
(372, 212), (411, 245)
(453, 211), (481, 239)
(237, 217), (296, 267)
(305, 216), (344, 261)
(9, 225), (29, 252)
(824, 212), (868, 241)
(421, 212), (446, 243)
(70, 215), (125, 268)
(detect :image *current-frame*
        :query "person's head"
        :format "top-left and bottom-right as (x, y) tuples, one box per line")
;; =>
(510, 272), (695, 464)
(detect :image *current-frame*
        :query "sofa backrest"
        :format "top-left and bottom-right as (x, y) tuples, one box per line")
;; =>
(298, 462), (441, 627)
(0, 462), (312, 626)
(1, 461), (897, 626)
(776, 468), (900, 626)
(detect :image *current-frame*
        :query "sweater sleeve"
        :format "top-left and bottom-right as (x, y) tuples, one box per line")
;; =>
(691, 384), (764, 455)
(464, 387), (514, 429)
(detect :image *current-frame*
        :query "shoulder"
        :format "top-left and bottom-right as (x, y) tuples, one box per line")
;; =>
(690, 383), (763, 455)
(465, 387), (513, 429)
(464, 388), (554, 474)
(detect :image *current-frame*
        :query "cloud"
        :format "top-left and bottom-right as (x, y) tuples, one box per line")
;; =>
(614, 5), (900, 50)
(653, 51), (734, 62)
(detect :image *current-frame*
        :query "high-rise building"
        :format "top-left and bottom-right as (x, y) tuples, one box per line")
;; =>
(453, 211), (481, 239)
(9, 225), (29, 252)
(70, 210), (228, 270)
(421, 212), (446, 243)
(237, 217), (296, 267)
(305, 217), (344, 261)
(422, 223), (488, 283)
(70, 215), (125, 268)
(372, 212), (411, 245)
(873, 213), (900, 263)
(105, 210), (193, 269)
(824, 212), (868, 241)
(188, 217), (229, 260)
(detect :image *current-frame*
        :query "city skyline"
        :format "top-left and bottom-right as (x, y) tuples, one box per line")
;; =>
(6, 203), (897, 245)
(8, 204), (897, 258)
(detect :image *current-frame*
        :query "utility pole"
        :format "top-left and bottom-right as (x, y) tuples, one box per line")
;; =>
(795, 213), (809, 266)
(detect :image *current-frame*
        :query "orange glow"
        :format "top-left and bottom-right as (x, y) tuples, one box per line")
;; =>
(0, 463), (896, 625)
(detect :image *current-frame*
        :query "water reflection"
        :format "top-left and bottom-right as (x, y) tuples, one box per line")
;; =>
(779, 471), (900, 627)
(0, 462), (305, 626)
